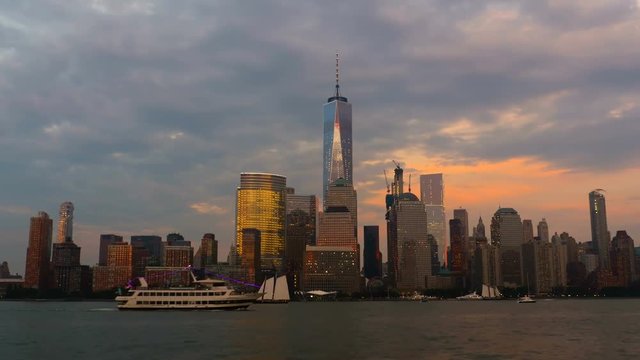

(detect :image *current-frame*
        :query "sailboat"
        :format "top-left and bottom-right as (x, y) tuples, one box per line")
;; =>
(482, 284), (503, 300)
(256, 275), (290, 304)
(518, 274), (536, 304)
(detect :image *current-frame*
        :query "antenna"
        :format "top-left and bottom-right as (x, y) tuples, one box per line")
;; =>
(335, 52), (340, 97)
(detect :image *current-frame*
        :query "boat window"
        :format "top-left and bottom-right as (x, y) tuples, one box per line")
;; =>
(169, 292), (175, 296)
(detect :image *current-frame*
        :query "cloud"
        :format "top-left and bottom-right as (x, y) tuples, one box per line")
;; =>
(190, 202), (228, 215)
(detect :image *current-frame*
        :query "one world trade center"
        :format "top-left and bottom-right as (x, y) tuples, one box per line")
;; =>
(322, 54), (353, 206)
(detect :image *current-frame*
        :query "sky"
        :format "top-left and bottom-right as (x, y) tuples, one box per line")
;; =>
(1, 0), (640, 274)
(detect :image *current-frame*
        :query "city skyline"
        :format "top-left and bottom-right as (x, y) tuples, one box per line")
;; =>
(2, 1), (640, 272)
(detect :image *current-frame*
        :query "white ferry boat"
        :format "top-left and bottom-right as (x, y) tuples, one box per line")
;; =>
(115, 275), (262, 311)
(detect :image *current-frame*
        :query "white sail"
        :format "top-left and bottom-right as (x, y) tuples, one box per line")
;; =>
(494, 287), (502, 298)
(481, 284), (490, 298)
(259, 276), (275, 301)
(274, 275), (290, 301)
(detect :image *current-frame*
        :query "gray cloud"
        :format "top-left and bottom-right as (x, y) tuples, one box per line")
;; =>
(1, 0), (639, 270)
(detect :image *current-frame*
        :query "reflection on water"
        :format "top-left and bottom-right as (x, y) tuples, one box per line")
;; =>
(2, 300), (640, 359)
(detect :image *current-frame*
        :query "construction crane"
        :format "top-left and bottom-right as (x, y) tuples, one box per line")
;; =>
(383, 169), (390, 193)
(408, 174), (412, 193)
(392, 160), (401, 169)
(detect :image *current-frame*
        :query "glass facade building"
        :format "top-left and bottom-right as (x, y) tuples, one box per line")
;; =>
(420, 174), (446, 264)
(235, 172), (287, 270)
(322, 85), (352, 206)
(490, 207), (524, 287)
(363, 226), (382, 279)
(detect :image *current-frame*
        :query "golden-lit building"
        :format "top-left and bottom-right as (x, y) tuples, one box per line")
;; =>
(164, 246), (193, 267)
(92, 243), (134, 292)
(235, 172), (287, 270)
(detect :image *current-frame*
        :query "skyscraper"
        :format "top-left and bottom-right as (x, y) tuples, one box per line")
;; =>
(449, 219), (465, 272)
(589, 190), (610, 269)
(363, 226), (382, 279)
(99, 234), (123, 266)
(285, 190), (317, 291)
(522, 219), (534, 243)
(323, 54), (352, 205)
(420, 174), (446, 264)
(236, 172), (287, 270)
(57, 201), (74, 243)
(610, 231), (636, 286)
(325, 178), (357, 236)
(537, 218), (549, 243)
(198, 233), (218, 267)
(130, 235), (162, 266)
(24, 212), (53, 289)
(388, 164), (430, 291)
(51, 242), (82, 294)
(453, 208), (470, 262)
(490, 207), (524, 287)
(241, 228), (261, 284)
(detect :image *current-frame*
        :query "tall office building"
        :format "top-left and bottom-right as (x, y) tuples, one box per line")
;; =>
(93, 242), (133, 292)
(522, 220), (534, 243)
(537, 218), (549, 243)
(610, 231), (637, 286)
(449, 219), (465, 272)
(51, 242), (82, 294)
(24, 212), (53, 289)
(99, 234), (123, 266)
(472, 243), (501, 290)
(323, 54), (353, 205)
(490, 207), (524, 287)
(589, 190), (610, 269)
(420, 174), (446, 264)
(57, 202), (74, 243)
(131, 235), (162, 266)
(198, 233), (218, 267)
(363, 226), (382, 279)
(236, 173), (287, 270)
(241, 229), (261, 284)
(285, 190), (317, 291)
(453, 208), (470, 262)
(521, 241), (554, 295)
(167, 233), (191, 247)
(325, 178), (357, 236)
(387, 165), (430, 291)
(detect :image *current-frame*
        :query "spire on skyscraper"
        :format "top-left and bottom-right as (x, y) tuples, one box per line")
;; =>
(335, 52), (340, 97)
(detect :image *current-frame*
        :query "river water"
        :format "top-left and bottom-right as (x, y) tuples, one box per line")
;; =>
(2, 299), (639, 359)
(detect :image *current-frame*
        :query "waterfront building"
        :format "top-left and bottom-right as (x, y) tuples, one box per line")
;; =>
(93, 242), (133, 292)
(589, 190), (610, 269)
(303, 246), (359, 294)
(323, 54), (353, 205)
(395, 192), (430, 292)
(241, 228), (261, 285)
(449, 219), (465, 273)
(57, 202), (74, 243)
(164, 245), (193, 268)
(24, 212), (53, 289)
(363, 226), (382, 279)
(130, 235), (162, 266)
(99, 234), (123, 266)
(285, 190), (317, 291)
(538, 218), (550, 243)
(51, 242), (82, 294)
(472, 243), (501, 290)
(580, 253), (599, 275)
(522, 240), (554, 295)
(522, 220), (534, 243)
(490, 207), (524, 287)
(610, 231), (637, 287)
(420, 173), (446, 264)
(235, 172), (287, 271)
(144, 267), (191, 287)
(388, 164), (430, 290)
